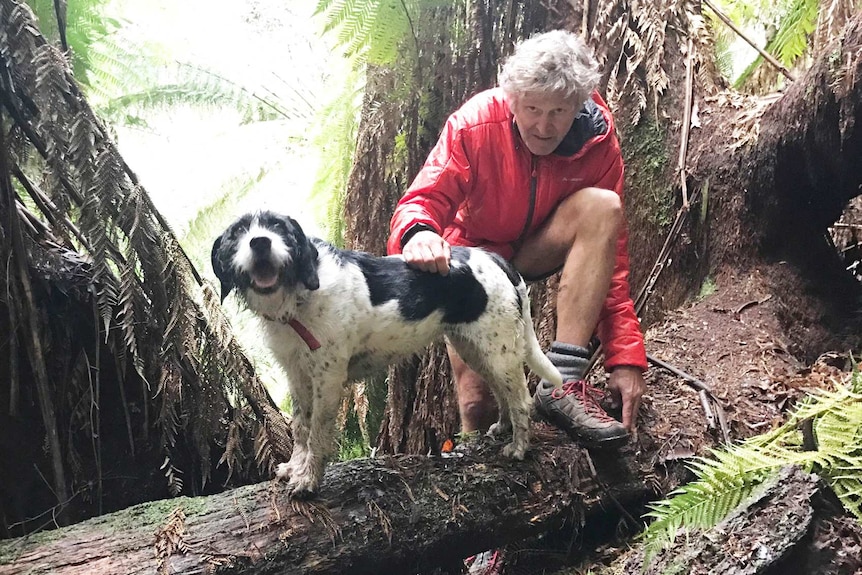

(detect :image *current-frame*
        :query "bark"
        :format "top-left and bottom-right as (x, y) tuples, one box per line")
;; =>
(0, 428), (651, 575)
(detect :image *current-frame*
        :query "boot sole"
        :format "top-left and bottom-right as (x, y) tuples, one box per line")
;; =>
(535, 408), (629, 449)
(577, 432), (629, 449)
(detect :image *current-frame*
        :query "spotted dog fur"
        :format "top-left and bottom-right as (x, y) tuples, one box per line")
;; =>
(212, 211), (562, 497)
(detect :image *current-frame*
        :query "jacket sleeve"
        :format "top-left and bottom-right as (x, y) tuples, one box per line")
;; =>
(593, 140), (648, 372)
(387, 114), (472, 255)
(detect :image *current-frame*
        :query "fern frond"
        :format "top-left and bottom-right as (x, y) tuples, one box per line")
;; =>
(317, 0), (418, 66)
(831, 459), (862, 521)
(320, 0), (359, 34)
(309, 68), (363, 245)
(160, 456), (185, 497)
(766, 0), (818, 67)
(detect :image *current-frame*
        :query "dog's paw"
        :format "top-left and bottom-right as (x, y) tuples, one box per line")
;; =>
(275, 462), (293, 480)
(486, 421), (511, 439)
(502, 441), (527, 460)
(286, 473), (320, 499)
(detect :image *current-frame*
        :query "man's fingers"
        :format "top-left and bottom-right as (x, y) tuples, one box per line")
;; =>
(404, 233), (451, 275)
(621, 399), (634, 430)
(434, 252), (450, 275)
(622, 395), (641, 431)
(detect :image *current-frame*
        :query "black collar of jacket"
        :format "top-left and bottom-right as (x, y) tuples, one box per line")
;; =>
(553, 98), (608, 157)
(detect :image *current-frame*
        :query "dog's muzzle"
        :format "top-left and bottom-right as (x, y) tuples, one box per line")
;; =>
(248, 236), (282, 293)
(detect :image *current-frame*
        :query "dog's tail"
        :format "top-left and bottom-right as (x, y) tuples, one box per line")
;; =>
(519, 282), (563, 387)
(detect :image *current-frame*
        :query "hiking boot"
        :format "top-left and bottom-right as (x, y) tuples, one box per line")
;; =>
(533, 341), (629, 448)
(534, 378), (629, 447)
(465, 549), (504, 575)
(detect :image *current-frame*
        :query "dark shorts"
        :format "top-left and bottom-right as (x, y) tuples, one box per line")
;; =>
(520, 265), (563, 283)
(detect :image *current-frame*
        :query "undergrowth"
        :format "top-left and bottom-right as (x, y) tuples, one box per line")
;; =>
(640, 361), (862, 567)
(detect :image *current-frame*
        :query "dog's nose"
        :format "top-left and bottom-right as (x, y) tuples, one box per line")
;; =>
(249, 236), (271, 253)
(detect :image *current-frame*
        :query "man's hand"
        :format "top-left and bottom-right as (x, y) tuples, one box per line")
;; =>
(607, 366), (645, 431)
(402, 230), (451, 275)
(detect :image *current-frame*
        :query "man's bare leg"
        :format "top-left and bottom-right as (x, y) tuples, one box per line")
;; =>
(513, 187), (622, 345)
(447, 343), (498, 432)
(515, 187), (630, 445)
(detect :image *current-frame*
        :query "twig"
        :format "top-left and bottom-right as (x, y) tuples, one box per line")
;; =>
(583, 451), (640, 531)
(6, 482), (83, 531)
(648, 353), (731, 442)
(715, 399), (731, 444)
(647, 353), (709, 392)
(581, 0), (589, 37)
(89, 304), (103, 515)
(677, 39), (695, 208)
(830, 222), (862, 230)
(702, 0), (795, 83)
(114, 352), (136, 457)
(698, 389), (716, 430)
(52, 0), (68, 53)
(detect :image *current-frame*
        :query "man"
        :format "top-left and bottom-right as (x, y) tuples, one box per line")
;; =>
(387, 30), (646, 447)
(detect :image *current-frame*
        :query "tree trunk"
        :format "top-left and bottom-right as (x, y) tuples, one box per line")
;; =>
(680, 9), (862, 360)
(0, 428), (651, 575)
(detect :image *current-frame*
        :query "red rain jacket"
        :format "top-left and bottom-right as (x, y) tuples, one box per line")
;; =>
(387, 88), (646, 371)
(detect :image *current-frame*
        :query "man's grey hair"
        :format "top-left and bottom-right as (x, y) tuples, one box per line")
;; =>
(499, 30), (600, 105)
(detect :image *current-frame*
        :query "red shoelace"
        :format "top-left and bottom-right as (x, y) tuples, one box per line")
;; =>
(550, 379), (616, 422)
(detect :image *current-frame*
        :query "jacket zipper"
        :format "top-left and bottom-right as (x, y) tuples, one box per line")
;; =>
(515, 155), (538, 248)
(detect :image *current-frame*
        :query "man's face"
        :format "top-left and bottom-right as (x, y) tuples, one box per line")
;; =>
(510, 91), (581, 156)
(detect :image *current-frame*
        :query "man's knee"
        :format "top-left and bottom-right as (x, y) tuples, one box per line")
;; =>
(560, 187), (623, 235)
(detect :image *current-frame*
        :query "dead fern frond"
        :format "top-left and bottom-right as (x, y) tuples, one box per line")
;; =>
(7, 2), (305, 519)
(160, 457), (185, 497)
(253, 423), (274, 476)
(157, 361), (184, 452)
(353, 381), (370, 446)
(592, 0), (714, 127)
(218, 416), (246, 484)
(704, 90), (781, 151)
(154, 506), (188, 574)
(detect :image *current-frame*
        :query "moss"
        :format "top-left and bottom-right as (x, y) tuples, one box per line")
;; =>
(623, 117), (674, 228)
(0, 496), (211, 564)
(697, 276), (717, 300)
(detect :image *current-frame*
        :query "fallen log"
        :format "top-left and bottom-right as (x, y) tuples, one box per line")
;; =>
(0, 427), (651, 575)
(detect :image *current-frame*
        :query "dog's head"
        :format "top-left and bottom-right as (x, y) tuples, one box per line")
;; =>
(211, 211), (320, 302)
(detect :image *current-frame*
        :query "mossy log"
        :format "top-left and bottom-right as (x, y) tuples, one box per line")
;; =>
(0, 427), (650, 575)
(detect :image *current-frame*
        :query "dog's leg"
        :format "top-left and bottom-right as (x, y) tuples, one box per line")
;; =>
(276, 374), (313, 481)
(483, 361), (532, 460)
(286, 367), (347, 498)
(487, 384), (512, 437)
(449, 335), (532, 460)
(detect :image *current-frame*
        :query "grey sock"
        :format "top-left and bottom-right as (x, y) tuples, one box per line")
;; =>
(546, 341), (590, 382)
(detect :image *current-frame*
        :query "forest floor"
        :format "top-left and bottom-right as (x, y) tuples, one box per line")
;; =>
(554, 263), (862, 575)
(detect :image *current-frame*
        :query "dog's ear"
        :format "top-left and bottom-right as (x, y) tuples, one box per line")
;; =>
(292, 220), (320, 291)
(211, 234), (234, 302)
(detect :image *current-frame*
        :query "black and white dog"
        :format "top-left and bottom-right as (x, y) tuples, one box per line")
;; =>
(212, 211), (561, 497)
